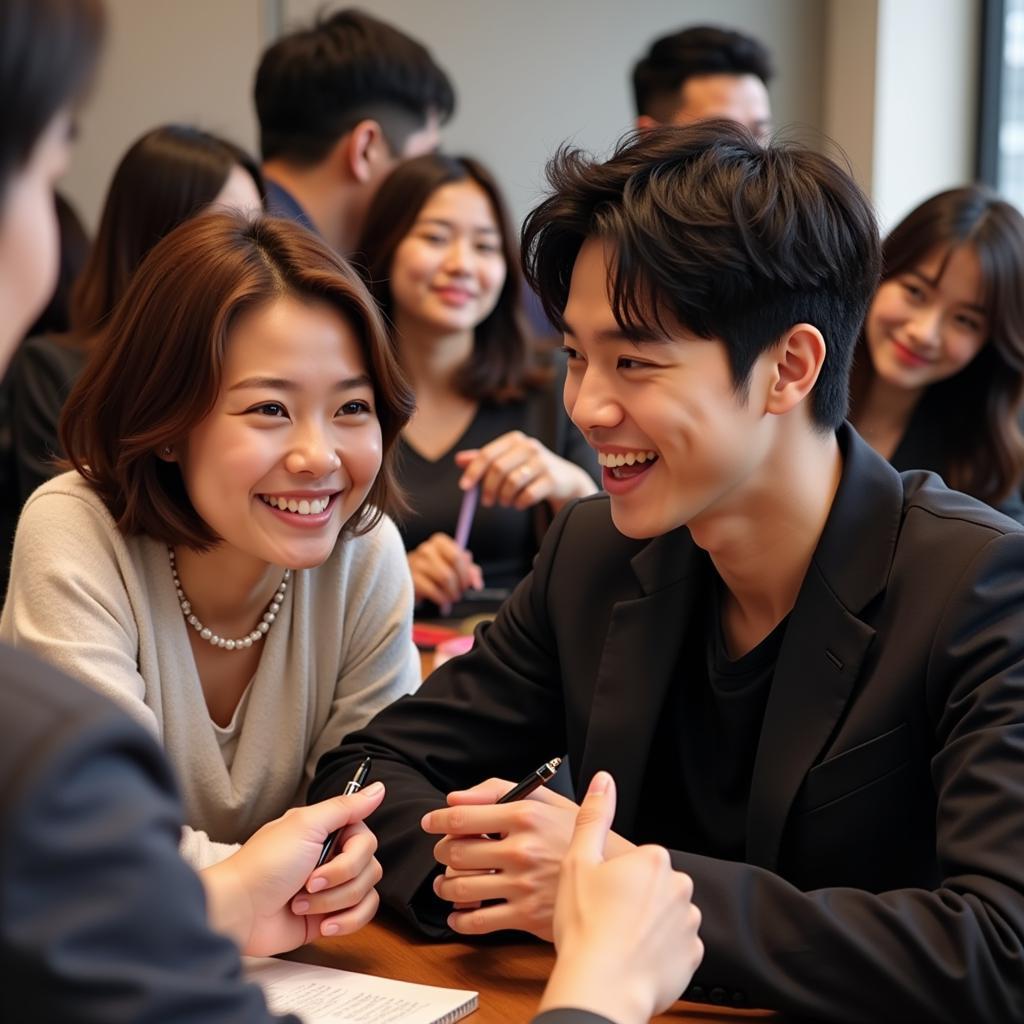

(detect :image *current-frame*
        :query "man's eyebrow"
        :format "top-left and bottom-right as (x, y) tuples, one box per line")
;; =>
(562, 321), (669, 344)
(228, 375), (373, 392)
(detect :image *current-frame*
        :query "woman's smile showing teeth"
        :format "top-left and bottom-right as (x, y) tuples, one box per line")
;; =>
(259, 493), (335, 521)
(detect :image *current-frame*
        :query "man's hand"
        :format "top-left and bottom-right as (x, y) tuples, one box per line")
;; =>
(201, 781), (385, 956)
(421, 776), (634, 940)
(539, 772), (704, 1024)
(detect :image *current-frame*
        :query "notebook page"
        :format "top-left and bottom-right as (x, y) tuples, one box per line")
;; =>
(244, 957), (478, 1024)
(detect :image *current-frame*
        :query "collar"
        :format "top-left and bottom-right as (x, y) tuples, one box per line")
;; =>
(263, 177), (318, 236)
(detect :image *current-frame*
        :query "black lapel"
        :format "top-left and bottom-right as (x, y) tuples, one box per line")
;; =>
(746, 424), (904, 870)
(578, 527), (708, 838)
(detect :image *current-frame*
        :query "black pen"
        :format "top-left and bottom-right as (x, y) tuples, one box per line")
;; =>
(315, 756), (372, 869)
(487, 756), (563, 839)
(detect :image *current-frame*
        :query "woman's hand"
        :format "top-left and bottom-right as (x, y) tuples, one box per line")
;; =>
(455, 430), (596, 513)
(200, 782), (385, 956)
(539, 772), (704, 1024)
(408, 533), (484, 607)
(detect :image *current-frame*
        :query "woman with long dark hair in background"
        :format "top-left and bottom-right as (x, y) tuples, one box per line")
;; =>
(356, 154), (597, 616)
(849, 185), (1024, 521)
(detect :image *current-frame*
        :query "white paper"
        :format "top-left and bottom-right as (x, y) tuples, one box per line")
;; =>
(244, 957), (478, 1024)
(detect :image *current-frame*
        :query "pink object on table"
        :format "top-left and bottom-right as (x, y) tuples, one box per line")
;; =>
(433, 634), (475, 668)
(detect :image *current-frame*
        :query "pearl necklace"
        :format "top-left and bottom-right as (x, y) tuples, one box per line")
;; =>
(168, 547), (290, 651)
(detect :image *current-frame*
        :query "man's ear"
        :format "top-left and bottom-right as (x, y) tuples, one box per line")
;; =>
(343, 119), (390, 185)
(764, 323), (827, 417)
(635, 114), (659, 132)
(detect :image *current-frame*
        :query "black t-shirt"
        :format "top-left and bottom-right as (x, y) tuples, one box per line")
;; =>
(395, 401), (539, 617)
(638, 580), (787, 861)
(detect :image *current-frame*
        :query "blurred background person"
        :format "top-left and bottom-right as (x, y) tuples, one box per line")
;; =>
(632, 24), (773, 141)
(255, 7), (453, 255)
(6, 123), (263, 508)
(849, 185), (1024, 523)
(356, 153), (598, 617)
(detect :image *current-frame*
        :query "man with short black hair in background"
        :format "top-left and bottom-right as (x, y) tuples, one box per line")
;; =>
(632, 25), (773, 141)
(254, 8), (454, 254)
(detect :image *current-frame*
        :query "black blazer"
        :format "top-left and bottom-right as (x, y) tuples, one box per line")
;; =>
(0, 644), (293, 1023)
(312, 424), (1024, 1024)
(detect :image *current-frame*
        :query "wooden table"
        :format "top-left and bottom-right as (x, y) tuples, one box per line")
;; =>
(293, 911), (777, 1023)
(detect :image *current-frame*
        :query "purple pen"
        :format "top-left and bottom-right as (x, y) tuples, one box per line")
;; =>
(440, 485), (479, 616)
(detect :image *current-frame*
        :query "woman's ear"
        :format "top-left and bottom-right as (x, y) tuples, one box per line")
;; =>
(764, 323), (827, 417)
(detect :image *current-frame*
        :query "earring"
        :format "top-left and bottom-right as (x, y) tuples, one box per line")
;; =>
(162, 445), (173, 456)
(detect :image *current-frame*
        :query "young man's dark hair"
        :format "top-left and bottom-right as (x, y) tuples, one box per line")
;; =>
(523, 121), (880, 431)
(632, 25), (773, 124)
(255, 7), (455, 166)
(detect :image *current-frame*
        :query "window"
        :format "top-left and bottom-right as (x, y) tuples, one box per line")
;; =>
(979, 0), (1024, 206)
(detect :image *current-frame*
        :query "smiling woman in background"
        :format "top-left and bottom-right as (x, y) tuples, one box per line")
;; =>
(356, 154), (597, 616)
(849, 185), (1024, 521)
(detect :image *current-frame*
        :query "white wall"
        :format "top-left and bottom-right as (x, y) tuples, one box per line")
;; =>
(61, 0), (272, 228)
(284, 0), (827, 226)
(823, 0), (981, 232)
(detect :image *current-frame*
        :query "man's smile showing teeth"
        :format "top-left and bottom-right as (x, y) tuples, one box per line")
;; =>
(597, 450), (658, 468)
(260, 494), (332, 515)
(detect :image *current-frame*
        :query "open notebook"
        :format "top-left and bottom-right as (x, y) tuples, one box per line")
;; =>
(244, 957), (478, 1024)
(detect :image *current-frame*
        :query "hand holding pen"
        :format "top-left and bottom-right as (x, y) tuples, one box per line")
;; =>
(422, 756), (601, 941)
(407, 485), (483, 611)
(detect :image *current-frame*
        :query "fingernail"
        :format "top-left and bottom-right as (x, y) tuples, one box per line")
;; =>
(360, 781), (384, 797)
(292, 899), (310, 913)
(322, 923), (339, 936)
(420, 812), (433, 830)
(587, 771), (611, 796)
(308, 876), (328, 893)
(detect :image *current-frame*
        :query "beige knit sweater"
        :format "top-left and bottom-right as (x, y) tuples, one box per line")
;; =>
(1, 472), (419, 868)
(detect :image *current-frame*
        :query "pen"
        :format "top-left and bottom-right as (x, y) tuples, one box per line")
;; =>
(315, 756), (372, 869)
(440, 485), (480, 617)
(487, 756), (563, 839)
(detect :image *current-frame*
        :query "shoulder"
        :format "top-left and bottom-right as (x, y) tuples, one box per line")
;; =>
(317, 513), (410, 590)
(19, 469), (118, 531)
(900, 469), (1024, 543)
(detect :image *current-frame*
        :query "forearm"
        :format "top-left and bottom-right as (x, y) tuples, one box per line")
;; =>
(199, 857), (253, 952)
(538, 956), (652, 1024)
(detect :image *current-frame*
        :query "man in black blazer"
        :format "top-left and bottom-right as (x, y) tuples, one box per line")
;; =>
(311, 122), (1024, 1023)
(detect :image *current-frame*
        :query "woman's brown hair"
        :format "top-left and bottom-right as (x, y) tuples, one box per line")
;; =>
(70, 124), (264, 342)
(354, 153), (546, 402)
(60, 213), (414, 550)
(850, 185), (1024, 505)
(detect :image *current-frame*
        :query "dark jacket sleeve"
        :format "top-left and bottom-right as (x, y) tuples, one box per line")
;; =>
(310, 497), (576, 934)
(671, 531), (1024, 1024)
(0, 655), (295, 1024)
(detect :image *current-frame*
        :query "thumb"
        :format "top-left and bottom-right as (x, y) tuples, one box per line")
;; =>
(567, 771), (616, 865)
(306, 781), (385, 836)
